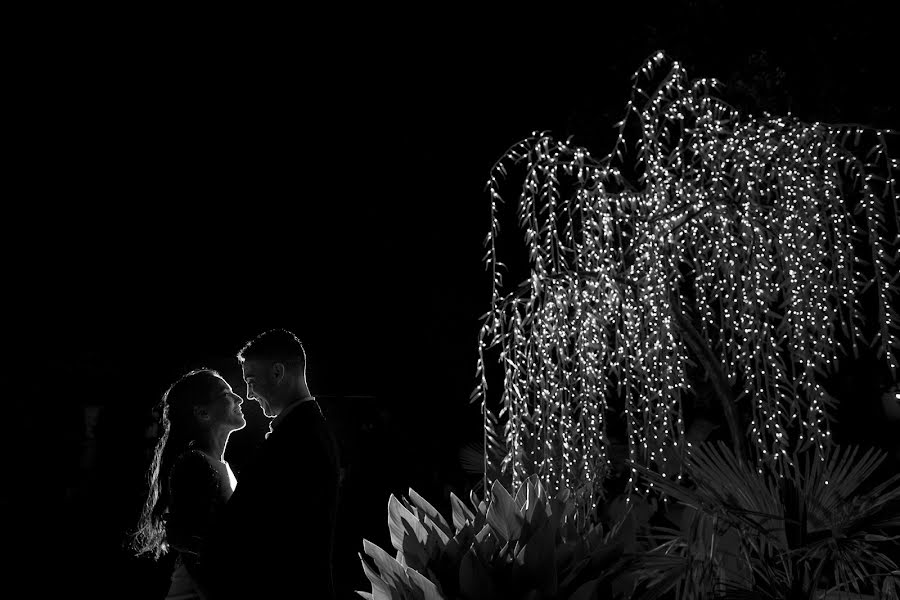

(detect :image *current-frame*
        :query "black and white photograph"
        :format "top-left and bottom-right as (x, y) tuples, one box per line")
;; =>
(11, 3), (900, 599)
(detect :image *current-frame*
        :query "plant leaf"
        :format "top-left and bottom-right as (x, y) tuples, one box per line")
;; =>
(486, 479), (525, 543)
(358, 552), (395, 600)
(513, 518), (559, 598)
(387, 494), (427, 554)
(450, 491), (475, 532)
(459, 548), (496, 600)
(361, 541), (407, 597)
(569, 577), (601, 600)
(405, 564), (445, 600)
(408, 487), (454, 539)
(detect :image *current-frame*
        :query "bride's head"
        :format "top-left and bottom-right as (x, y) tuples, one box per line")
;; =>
(167, 369), (246, 444)
(126, 368), (245, 558)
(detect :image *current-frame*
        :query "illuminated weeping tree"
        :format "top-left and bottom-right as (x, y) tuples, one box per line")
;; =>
(471, 51), (899, 515)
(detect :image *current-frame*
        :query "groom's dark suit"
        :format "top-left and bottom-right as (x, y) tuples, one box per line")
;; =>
(205, 399), (341, 599)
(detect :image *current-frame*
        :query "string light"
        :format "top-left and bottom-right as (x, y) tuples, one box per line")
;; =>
(472, 51), (900, 517)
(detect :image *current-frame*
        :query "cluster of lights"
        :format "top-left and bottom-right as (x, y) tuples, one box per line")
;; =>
(472, 51), (899, 516)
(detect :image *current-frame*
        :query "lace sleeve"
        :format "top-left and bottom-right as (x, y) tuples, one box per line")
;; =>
(165, 450), (221, 555)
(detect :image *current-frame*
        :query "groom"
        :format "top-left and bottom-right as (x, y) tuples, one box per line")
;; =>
(204, 328), (341, 599)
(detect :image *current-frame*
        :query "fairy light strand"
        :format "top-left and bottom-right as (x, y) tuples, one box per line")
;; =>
(472, 51), (900, 518)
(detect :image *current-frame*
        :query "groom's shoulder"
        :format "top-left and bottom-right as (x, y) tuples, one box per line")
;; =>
(283, 400), (328, 430)
(269, 403), (334, 453)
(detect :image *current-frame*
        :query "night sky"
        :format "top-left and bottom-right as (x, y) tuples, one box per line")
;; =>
(13, 5), (898, 598)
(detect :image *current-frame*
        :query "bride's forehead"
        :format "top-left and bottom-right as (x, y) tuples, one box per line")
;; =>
(213, 377), (233, 392)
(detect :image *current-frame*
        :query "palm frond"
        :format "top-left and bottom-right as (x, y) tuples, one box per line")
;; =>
(459, 442), (486, 475)
(635, 441), (900, 597)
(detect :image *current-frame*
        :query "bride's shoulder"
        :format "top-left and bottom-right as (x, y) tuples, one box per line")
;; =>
(168, 449), (222, 500)
(171, 449), (219, 478)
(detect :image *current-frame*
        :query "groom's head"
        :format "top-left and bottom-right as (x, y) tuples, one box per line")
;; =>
(237, 328), (308, 418)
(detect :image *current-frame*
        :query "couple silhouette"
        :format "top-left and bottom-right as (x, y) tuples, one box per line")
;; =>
(129, 328), (341, 599)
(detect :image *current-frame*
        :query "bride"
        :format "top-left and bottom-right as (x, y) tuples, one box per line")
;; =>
(128, 368), (246, 599)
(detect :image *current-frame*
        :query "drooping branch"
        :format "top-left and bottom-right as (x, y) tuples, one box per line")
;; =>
(473, 50), (900, 515)
(670, 295), (746, 462)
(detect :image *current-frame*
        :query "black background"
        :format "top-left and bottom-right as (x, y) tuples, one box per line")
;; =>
(9, 3), (898, 598)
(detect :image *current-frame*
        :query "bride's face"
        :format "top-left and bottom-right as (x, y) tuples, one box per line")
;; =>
(209, 379), (247, 431)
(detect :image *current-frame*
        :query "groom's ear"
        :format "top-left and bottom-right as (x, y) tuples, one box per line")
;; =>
(272, 362), (285, 384)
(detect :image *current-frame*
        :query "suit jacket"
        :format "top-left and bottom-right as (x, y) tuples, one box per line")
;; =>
(204, 399), (341, 600)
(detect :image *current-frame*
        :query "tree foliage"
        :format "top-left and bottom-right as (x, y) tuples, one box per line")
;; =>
(472, 50), (900, 515)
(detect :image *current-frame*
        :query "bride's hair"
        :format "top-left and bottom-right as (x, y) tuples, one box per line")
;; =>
(126, 368), (224, 558)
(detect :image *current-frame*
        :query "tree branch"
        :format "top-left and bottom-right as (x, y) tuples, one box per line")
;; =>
(670, 295), (747, 462)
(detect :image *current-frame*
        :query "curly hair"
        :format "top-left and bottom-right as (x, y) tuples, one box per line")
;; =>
(125, 368), (224, 559)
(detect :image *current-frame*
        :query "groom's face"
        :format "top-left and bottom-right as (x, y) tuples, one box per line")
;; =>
(241, 360), (278, 418)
